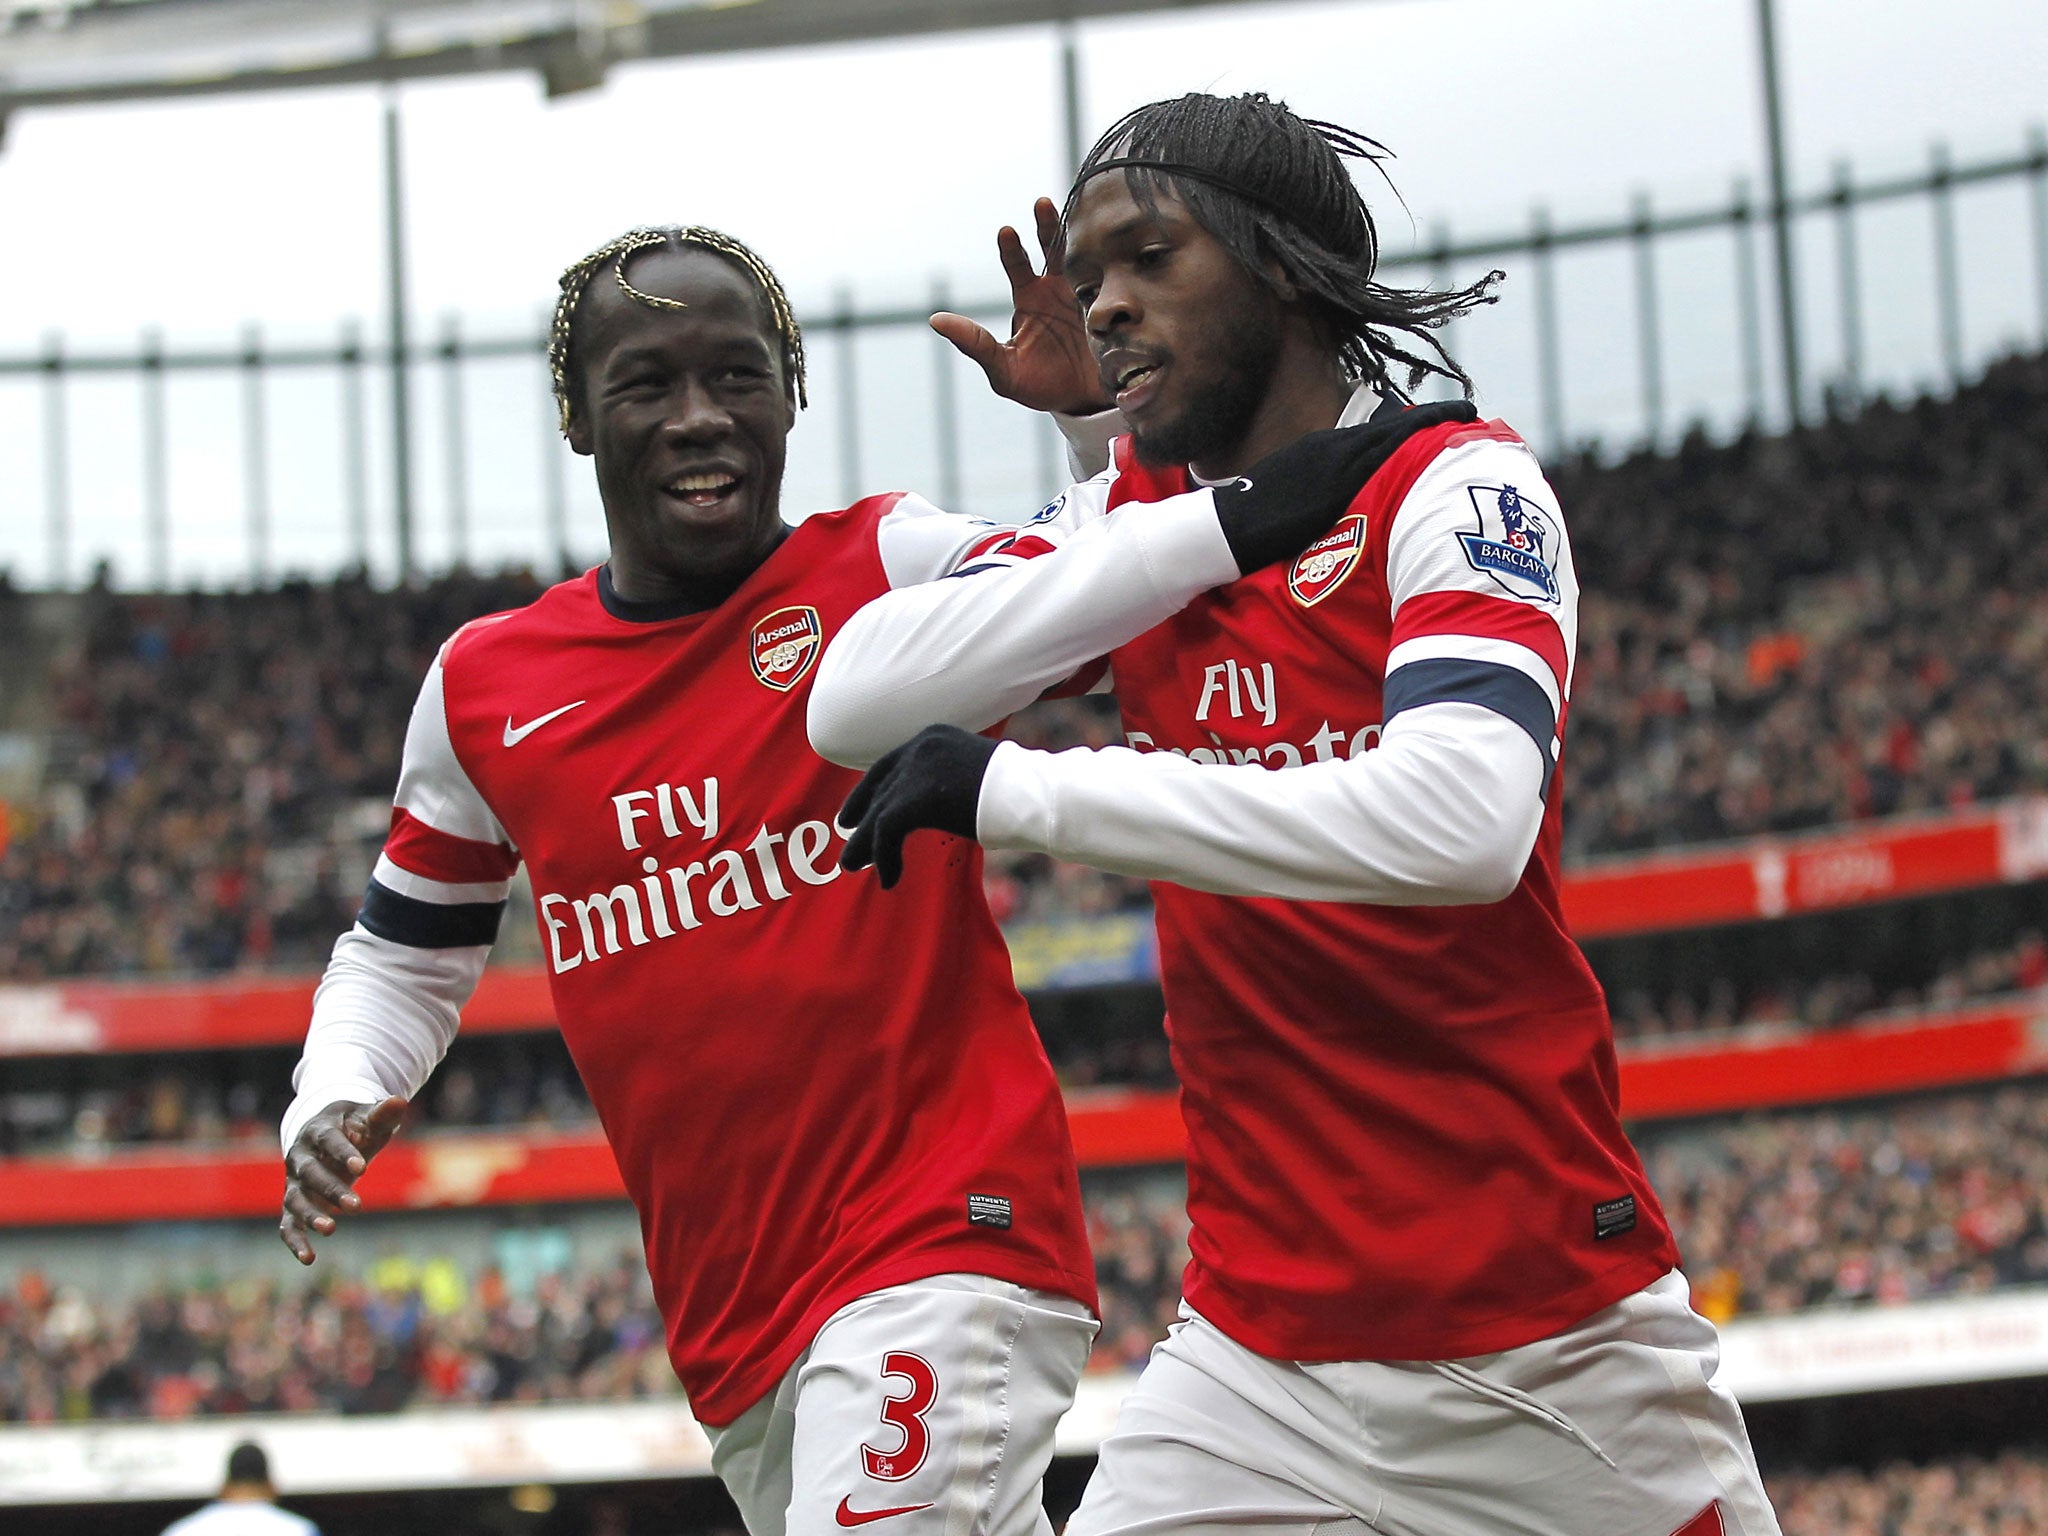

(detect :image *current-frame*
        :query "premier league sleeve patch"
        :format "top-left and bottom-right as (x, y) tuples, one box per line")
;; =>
(1457, 484), (1561, 604)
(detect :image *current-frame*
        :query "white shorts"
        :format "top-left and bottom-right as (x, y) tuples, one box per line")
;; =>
(706, 1272), (1098, 1536)
(1067, 1270), (1781, 1536)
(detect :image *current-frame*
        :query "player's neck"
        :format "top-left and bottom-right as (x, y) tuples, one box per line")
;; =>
(602, 526), (791, 619)
(1188, 355), (1354, 482)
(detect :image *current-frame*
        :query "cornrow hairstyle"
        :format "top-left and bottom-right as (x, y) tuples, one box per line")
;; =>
(549, 225), (808, 436)
(1065, 93), (1503, 399)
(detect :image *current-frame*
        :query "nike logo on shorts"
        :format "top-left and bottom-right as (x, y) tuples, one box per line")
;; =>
(503, 701), (587, 747)
(834, 1496), (933, 1527)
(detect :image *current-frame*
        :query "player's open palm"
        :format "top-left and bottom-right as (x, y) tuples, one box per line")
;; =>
(279, 1095), (407, 1264)
(932, 197), (1111, 418)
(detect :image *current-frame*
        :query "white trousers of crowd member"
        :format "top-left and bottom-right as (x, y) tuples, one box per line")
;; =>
(707, 1273), (1098, 1536)
(1067, 1270), (1781, 1536)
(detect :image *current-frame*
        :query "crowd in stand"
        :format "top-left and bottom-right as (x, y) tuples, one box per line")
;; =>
(1610, 927), (2047, 1044)
(1768, 1450), (2048, 1536)
(0, 571), (541, 980)
(0, 1249), (669, 1422)
(5, 355), (2048, 980)
(4, 1076), (2047, 1424)
(1560, 352), (2048, 855)
(1649, 1082), (2048, 1320)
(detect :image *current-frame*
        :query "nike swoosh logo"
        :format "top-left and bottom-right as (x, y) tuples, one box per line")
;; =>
(503, 701), (587, 747)
(834, 1497), (933, 1527)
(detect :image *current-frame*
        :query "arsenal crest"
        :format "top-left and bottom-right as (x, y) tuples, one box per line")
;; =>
(1287, 514), (1367, 608)
(749, 605), (823, 692)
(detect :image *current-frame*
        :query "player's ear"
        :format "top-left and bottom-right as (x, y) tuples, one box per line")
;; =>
(565, 407), (595, 457)
(1262, 255), (1302, 304)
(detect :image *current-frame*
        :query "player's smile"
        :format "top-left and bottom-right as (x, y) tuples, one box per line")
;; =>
(569, 247), (797, 604)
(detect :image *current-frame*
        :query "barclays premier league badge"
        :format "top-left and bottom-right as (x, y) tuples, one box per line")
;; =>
(1287, 513), (1367, 608)
(749, 605), (823, 692)
(1456, 484), (1561, 603)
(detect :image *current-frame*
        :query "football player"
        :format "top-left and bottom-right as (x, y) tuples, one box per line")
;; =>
(811, 93), (1781, 1536)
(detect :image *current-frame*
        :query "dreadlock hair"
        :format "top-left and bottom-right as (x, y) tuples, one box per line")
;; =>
(549, 226), (808, 436)
(1064, 93), (1502, 400)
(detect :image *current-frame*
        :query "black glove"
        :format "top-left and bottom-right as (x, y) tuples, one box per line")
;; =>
(1209, 399), (1479, 575)
(838, 725), (1000, 889)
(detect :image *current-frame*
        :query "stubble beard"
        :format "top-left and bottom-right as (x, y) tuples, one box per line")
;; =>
(1129, 310), (1284, 470)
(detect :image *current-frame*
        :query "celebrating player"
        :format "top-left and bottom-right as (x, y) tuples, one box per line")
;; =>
(809, 95), (1782, 1536)
(273, 228), (1110, 1536)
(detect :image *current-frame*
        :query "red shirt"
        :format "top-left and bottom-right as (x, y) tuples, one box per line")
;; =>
(384, 500), (1096, 1423)
(1097, 422), (1679, 1360)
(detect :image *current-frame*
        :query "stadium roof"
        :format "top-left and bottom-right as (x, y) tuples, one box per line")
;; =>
(0, 0), (1296, 113)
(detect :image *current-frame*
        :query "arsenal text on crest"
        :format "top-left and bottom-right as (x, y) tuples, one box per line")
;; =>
(1287, 514), (1368, 608)
(749, 605), (823, 692)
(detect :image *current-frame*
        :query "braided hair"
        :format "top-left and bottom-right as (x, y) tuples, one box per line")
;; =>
(549, 226), (808, 436)
(1065, 93), (1501, 399)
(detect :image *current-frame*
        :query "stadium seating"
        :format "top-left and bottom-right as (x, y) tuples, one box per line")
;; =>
(3, 354), (2047, 1530)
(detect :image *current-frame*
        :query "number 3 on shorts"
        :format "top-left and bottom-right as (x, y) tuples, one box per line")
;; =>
(861, 1352), (938, 1481)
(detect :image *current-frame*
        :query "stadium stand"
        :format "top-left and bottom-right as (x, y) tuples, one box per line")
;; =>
(5, 1074), (2048, 1423)
(5, 353), (2048, 982)
(4, 353), (2048, 1529)
(1767, 1449), (2048, 1534)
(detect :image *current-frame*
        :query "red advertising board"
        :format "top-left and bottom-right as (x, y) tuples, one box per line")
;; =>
(3, 799), (2044, 1060)
(3, 1000), (2045, 1227)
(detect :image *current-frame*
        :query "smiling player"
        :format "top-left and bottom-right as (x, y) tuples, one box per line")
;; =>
(811, 95), (1782, 1536)
(277, 228), (1102, 1536)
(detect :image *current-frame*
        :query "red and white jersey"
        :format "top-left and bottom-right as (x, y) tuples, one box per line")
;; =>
(290, 500), (1096, 1427)
(811, 395), (1680, 1363)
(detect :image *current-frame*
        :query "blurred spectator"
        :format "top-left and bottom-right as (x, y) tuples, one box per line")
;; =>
(1647, 1082), (2048, 1320)
(0, 1248), (671, 1423)
(160, 1441), (318, 1536)
(0, 570), (540, 980)
(1611, 928), (2048, 1044)
(1767, 1449), (2048, 1536)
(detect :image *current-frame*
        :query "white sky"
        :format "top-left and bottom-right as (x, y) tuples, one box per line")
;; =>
(0, 0), (2043, 583)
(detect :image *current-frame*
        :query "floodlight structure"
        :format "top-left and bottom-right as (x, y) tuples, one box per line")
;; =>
(0, 0), (1306, 578)
(0, 0), (1812, 576)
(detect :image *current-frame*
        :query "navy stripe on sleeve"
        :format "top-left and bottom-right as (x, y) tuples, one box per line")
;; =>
(358, 878), (505, 949)
(1382, 656), (1558, 800)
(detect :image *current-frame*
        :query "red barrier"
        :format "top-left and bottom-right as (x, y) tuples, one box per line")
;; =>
(0, 1090), (1188, 1228)
(1616, 1001), (2048, 1120)
(7, 1000), (2046, 1227)
(1564, 796), (2048, 938)
(0, 799), (2043, 1060)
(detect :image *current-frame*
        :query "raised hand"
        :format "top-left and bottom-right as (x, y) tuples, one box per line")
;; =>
(279, 1095), (408, 1264)
(931, 197), (1113, 418)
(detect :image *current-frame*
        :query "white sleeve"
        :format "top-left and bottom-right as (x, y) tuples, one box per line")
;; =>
(975, 705), (1543, 904)
(976, 435), (1573, 904)
(280, 646), (513, 1151)
(280, 928), (487, 1150)
(1055, 407), (1124, 481)
(811, 479), (1240, 767)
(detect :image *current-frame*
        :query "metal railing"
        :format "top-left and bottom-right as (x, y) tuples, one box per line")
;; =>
(3, 130), (2044, 591)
